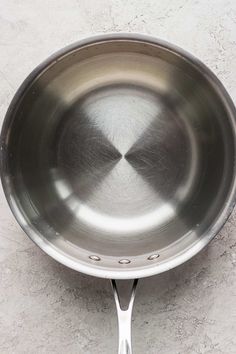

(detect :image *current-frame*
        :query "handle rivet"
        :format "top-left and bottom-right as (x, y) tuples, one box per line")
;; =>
(148, 254), (160, 260)
(119, 259), (131, 264)
(89, 255), (101, 261)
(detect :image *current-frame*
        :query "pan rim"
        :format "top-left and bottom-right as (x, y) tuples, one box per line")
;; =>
(1, 32), (236, 279)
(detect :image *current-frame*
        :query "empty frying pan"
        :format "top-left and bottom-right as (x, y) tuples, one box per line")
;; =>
(1, 34), (236, 353)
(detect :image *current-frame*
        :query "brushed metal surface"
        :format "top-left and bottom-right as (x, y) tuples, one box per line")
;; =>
(1, 34), (236, 279)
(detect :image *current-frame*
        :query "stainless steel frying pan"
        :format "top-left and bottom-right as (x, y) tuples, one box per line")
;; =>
(1, 34), (236, 353)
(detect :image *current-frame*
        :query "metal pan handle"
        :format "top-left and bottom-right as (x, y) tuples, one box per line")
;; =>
(111, 279), (138, 354)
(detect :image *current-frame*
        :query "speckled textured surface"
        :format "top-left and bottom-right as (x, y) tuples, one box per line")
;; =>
(1, 1), (236, 353)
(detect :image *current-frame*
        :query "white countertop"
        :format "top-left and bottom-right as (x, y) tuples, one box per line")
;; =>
(1, 1), (236, 353)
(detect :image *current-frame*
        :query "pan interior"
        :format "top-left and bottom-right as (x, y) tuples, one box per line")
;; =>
(3, 39), (235, 274)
